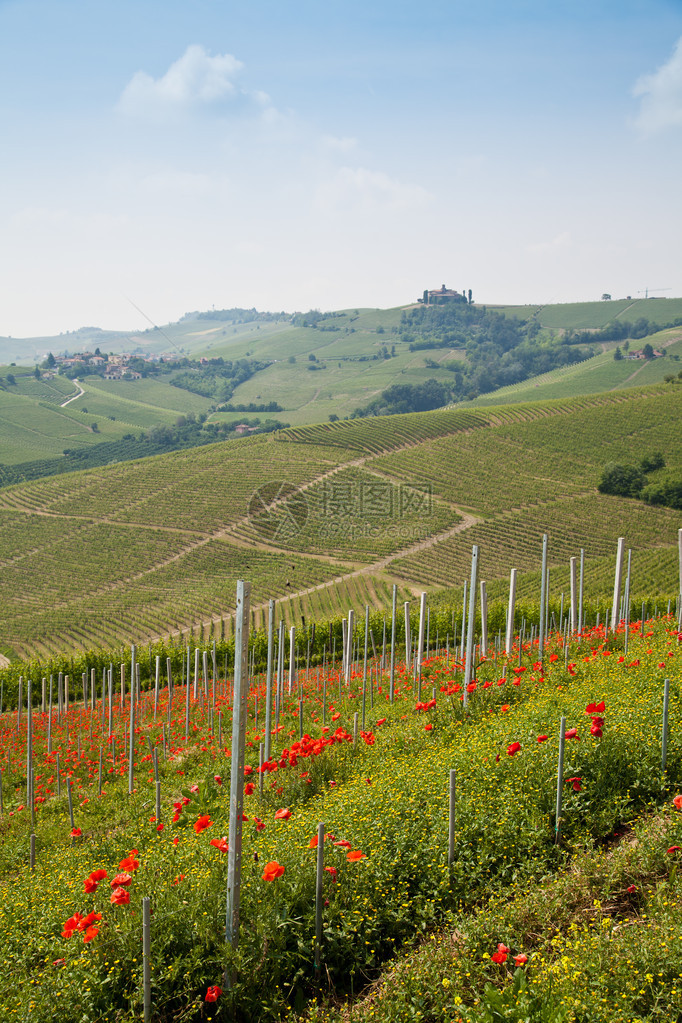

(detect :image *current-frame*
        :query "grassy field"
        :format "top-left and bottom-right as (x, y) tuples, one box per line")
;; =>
(0, 383), (680, 661)
(2, 616), (682, 1021)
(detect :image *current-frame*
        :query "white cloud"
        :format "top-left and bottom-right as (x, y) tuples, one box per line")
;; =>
(314, 166), (432, 213)
(118, 44), (244, 117)
(633, 37), (682, 133)
(321, 134), (358, 153)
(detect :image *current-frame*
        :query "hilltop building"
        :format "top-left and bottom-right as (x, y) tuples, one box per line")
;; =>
(418, 285), (469, 306)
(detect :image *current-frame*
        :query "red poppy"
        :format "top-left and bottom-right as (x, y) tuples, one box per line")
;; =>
(62, 912), (84, 938)
(324, 866), (338, 882)
(205, 985), (222, 1002)
(565, 728), (579, 740)
(347, 850), (366, 861)
(71, 827), (82, 838)
(565, 777), (582, 792)
(83, 877), (99, 894)
(194, 815), (212, 834)
(244, 782), (255, 796)
(425, 723), (434, 732)
(308, 835), (319, 848)
(110, 886), (130, 905)
(110, 872), (132, 888)
(667, 846), (681, 854)
(507, 742), (521, 756)
(673, 795), (682, 810)
(537, 735), (548, 743)
(627, 884), (637, 893)
(334, 839), (352, 848)
(274, 808), (292, 820)
(253, 816), (265, 832)
(89, 869), (108, 882)
(514, 953), (528, 966)
(491, 943), (508, 963)
(119, 850), (140, 871)
(210, 837), (229, 852)
(262, 861), (285, 881)
(83, 925), (99, 943)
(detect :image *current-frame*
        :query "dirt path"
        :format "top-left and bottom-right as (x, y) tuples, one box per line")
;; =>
(60, 379), (85, 407)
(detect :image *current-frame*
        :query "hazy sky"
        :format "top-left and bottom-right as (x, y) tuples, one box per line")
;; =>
(1, 0), (682, 337)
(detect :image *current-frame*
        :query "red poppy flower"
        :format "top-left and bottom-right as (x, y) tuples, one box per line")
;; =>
(210, 837), (229, 852)
(83, 925), (99, 943)
(119, 850), (139, 871)
(514, 953), (528, 966)
(627, 884), (637, 893)
(334, 839), (352, 848)
(537, 735), (548, 743)
(262, 861), (285, 881)
(110, 886), (130, 905)
(507, 742), (521, 756)
(205, 985), (222, 1002)
(194, 815), (212, 834)
(308, 835), (319, 849)
(253, 816), (265, 832)
(274, 808), (292, 820)
(83, 877), (99, 894)
(324, 866), (337, 882)
(425, 723), (434, 732)
(71, 827), (82, 838)
(565, 728), (579, 740)
(110, 872), (132, 888)
(565, 776), (582, 792)
(673, 795), (682, 810)
(347, 850), (366, 861)
(491, 942), (509, 964)
(244, 782), (255, 796)
(667, 846), (681, 854)
(89, 869), (108, 882)
(62, 912), (84, 938)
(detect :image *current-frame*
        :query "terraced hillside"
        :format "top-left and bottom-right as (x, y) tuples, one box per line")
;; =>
(0, 383), (680, 660)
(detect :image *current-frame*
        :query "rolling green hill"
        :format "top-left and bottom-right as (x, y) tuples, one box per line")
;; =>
(3, 297), (682, 480)
(0, 383), (680, 662)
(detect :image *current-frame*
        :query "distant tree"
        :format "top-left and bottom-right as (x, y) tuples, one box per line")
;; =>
(288, 355), (296, 364)
(598, 462), (645, 498)
(34, 366), (41, 378)
(601, 293), (611, 301)
(468, 289), (473, 304)
(91, 422), (99, 433)
(643, 474), (682, 510)
(6, 373), (16, 385)
(613, 346), (623, 360)
(308, 353), (317, 361)
(328, 413), (339, 422)
(642, 342), (655, 359)
(640, 452), (665, 473)
(45, 352), (56, 368)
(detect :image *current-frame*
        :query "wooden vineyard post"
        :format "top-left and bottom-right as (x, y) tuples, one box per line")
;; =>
(417, 593), (426, 678)
(142, 896), (151, 1023)
(154, 657), (160, 719)
(578, 549), (585, 635)
(463, 546), (479, 709)
(460, 582), (467, 662)
(362, 605), (369, 730)
(505, 568), (517, 655)
(389, 584), (397, 703)
(314, 821), (325, 979)
(678, 528), (682, 628)
(611, 537), (625, 634)
(203, 650), (209, 700)
(289, 625), (296, 695)
(184, 661), (191, 742)
(569, 557), (577, 634)
(345, 611), (354, 686)
(226, 580), (251, 956)
(128, 645), (136, 796)
(404, 603), (411, 670)
(264, 600), (275, 763)
(448, 769), (456, 867)
(555, 717), (566, 845)
(662, 678), (671, 774)
(623, 549), (632, 655)
(480, 581), (488, 659)
(538, 535), (548, 665)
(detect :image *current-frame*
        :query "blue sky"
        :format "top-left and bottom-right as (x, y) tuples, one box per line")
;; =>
(1, 0), (681, 337)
